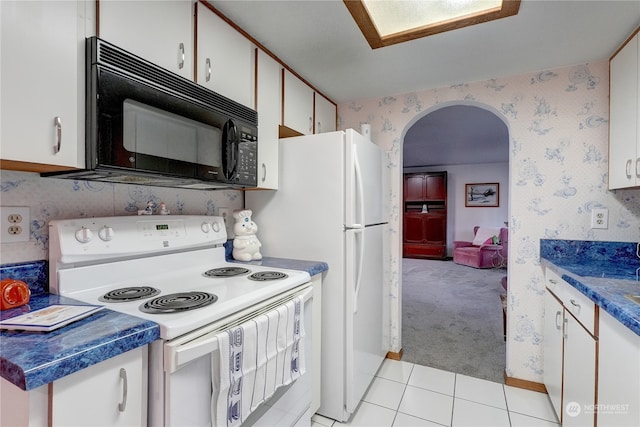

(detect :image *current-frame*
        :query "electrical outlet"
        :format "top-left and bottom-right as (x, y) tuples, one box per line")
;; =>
(218, 207), (230, 225)
(0, 206), (30, 243)
(590, 207), (608, 229)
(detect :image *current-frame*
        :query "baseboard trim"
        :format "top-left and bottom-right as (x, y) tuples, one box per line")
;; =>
(504, 371), (547, 393)
(386, 349), (403, 360)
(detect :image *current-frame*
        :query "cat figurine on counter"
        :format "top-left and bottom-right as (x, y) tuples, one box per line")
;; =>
(232, 209), (263, 261)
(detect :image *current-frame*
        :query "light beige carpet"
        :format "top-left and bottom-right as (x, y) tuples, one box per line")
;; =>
(401, 257), (506, 383)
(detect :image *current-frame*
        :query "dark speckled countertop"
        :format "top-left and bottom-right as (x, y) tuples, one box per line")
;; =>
(0, 261), (159, 391)
(540, 239), (640, 336)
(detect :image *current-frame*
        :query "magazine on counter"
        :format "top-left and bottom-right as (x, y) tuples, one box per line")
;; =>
(0, 304), (104, 332)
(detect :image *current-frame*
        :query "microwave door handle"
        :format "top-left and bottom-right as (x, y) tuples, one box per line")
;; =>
(222, 119), (238, 180)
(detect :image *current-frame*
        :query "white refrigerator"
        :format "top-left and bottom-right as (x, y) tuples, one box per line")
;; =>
(245, 129), (388, 422)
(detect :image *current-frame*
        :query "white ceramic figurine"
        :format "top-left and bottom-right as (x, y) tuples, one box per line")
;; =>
(232, 209), (263, 261)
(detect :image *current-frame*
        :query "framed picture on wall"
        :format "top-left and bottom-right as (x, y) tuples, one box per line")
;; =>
(465, 183), (499, 207)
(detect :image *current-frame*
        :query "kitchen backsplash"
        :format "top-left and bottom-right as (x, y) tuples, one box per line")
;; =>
(0, 170), (243, 264)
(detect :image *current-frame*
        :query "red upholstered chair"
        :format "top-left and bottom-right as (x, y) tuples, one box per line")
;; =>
(453, 226), (508, 269)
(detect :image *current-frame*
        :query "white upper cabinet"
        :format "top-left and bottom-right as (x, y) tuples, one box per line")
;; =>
(98, 0), (194, 80)
(196, 3), (254, 108)
(255, 49), (281, 189)
(609, 29), (640, 189)
(283, 69), (314, 135)
(315, 93), (337, 134)
(0, 0), (89, 170)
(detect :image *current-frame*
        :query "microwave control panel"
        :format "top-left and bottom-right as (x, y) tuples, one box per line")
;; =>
(237, 133), (258, 186)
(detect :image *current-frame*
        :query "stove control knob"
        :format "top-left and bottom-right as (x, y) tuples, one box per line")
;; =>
(211, 221), (222, 233)
(98, 226), (115, 241)
(201, 222), (211, 233)
(75, 227), (93, 243)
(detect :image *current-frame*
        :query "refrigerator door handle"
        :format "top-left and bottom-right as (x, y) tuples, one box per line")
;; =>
(346, 143), (366, 229)
(351, 144), (366, 314)
(353, 144), (366, 229)
(353, 227), (365, 314)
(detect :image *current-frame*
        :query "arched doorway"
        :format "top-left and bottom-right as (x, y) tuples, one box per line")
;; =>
(400, 102), (510, 382)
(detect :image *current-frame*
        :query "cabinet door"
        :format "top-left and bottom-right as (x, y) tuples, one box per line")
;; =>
(563, 314), (596, 427)
(543, 290), (564, 420)
(50, 347), (146, 426)
(99, 0), (193, 79)
(282, 69), (314, 135)
(598, 309), (640, 426)
(196, 3), (254, 108)
(403, 214), (425, 243)
(0, 0), (85, 169)
(315, 93), (337, 134)
(609, 33), (639, 189)
(423, 215), (446, 244)
(404, 175), (426, 201)
(256, 49), (281, 189)
(425, 174), (446, 200)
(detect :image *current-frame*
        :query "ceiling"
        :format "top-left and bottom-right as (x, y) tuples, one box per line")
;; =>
(210, 0), (640, 166)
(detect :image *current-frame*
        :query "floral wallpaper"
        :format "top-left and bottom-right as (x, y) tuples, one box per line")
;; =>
(0, 170), (243, 264)
(338, 59), (640, 383)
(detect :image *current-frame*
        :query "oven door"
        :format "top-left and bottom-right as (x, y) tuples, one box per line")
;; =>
(150, 285), (313, 427)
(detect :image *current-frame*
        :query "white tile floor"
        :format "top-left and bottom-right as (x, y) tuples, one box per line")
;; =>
(311, 359), (560, 427)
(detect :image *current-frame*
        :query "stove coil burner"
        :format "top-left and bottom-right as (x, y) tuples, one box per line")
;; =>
(203, 267), (251, 278)
(248, 271), (289, 281)
(139, 291), (218, 314)
(100, 286), (160, 302)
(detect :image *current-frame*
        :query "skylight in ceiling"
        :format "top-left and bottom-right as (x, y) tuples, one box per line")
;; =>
(344, 0), (521, 49)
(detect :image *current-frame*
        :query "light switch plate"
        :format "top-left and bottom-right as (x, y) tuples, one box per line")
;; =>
(590, 208), (608, 229)
(0, 206), (31, 243)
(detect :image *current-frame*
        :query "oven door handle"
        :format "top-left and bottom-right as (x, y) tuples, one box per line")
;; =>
(164, 285), (313, 373)
(169, 334), (220, 373)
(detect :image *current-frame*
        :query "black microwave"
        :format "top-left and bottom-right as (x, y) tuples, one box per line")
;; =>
(44, 37), (258, 190)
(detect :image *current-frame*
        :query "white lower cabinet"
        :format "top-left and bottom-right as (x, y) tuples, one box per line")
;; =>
(562, 313), (597, 427)
(0, 347), (147, 427)
(543, 291), (563, 417)
(598, 309), (640, 426)
(51, 347), (147, 426)
(543, 269), (597, 426)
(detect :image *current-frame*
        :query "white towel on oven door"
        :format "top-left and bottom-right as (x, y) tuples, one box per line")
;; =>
(212, 296), (306, 427)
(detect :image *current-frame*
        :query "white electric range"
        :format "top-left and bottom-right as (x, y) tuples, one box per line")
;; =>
(48, 215), (313, 427)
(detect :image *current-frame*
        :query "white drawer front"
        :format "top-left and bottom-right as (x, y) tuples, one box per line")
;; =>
(545, 268), (596, 335)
